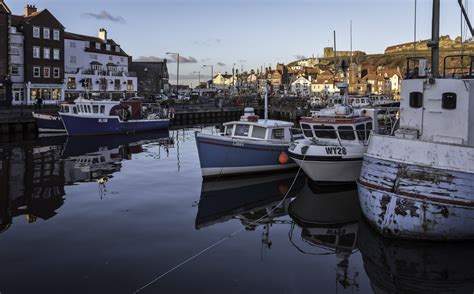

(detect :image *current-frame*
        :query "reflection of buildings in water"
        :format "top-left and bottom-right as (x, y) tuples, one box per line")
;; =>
(196, 172), (306, 250)
(0, 131), (172, 233)
(358, 221), (474, 294)
(289, 179), (361, 291)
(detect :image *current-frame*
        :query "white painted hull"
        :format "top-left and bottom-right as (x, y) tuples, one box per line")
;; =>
(292, 158), (362, 182)
(358, 135), (474, 240)
(201, 163), (298, 178)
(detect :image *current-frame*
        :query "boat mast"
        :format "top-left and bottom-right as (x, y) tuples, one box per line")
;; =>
(458, 0), (474, 36)
(264, 85), (268, 121)
(427, 0), (440, 77)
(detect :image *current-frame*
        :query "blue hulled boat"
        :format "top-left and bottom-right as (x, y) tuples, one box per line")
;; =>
(195, 106), (298, 178)
(59, 98), (169, 136)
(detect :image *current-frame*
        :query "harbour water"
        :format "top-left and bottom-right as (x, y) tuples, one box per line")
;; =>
(0, 127), (473, 293)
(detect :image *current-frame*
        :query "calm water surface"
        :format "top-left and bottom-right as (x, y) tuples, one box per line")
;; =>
(0, 127), (473, 294)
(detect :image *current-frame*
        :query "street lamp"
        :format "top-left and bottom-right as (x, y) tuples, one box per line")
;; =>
(166, 52), (179, 94)
(203, 65), (213, 90)
(232, 63), (236, 93)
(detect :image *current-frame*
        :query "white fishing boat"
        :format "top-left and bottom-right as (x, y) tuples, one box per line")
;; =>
(195, 88), (299, 178)
(288, 83), (386, 183)
(357, 0), (474, 240)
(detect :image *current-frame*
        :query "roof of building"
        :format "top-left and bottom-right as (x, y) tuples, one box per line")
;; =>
(11, 9), (64, 28)
(64, 31), (129, 57)
(0, 1), (11, 14)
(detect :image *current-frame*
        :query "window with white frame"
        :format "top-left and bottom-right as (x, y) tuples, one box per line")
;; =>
(33, 66), (40, 77)
(53, 29), (60, 40)
(33, 46), (40, 58)
(33, 26), (40, 38)
(85, 42), (90, 48)
(70, 41), (76, 48)
(90, 54), (97, 60)
(11, 66), (19, 75)
(43, 47), (50, 59)
(70, 56), (76, 64)
(115, 46), (120, 53)
(53, 49), (60, 60)
(95, 42), (101, 49)
(53, 67), (60, 78)
(106, 44), (111, 51)
(43, 28), (50, 39)
(44, 67), (50, 78)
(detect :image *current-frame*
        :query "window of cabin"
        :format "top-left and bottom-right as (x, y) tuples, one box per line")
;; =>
(301, 124), (314, 137)
(338, 126), (356, 140)
(442, 92), (457, 110)
(234, 124), (250, 136)
(314, 125), (337, 139)
(271, 128), (285, 140)
(252, 126), (267, 139)
(225, 125), (234, 136)
(356, 124), (366, 141)
(409, 92), (423, 108)
(92, 105), (99, 113)
(73, 106), (77, 114)
(366, 122), (373, 139)
(100, 105), (105, 113)
(33, 26), (40, 38)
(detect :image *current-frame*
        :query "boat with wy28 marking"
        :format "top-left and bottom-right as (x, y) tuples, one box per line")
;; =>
(357, 0), (474, 240)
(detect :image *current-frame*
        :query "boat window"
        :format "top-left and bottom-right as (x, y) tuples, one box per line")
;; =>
(366, 122), (373, 138)
(225, 125), (233, 136)
(100, 105), (105, 113)
(234, 124), (250, 136)
(271, 128), (285, 140)
(442, 92), (457, 110)
(252, 126), (267, 139)
(92, 105), (99, 113)
(88, 105), (92, 113)
(301, 124), (314, 137)
(356, 98), (360, 103)
(337, 126), (356, 140)
(314, 125), (337, 139)
(409, 92), (423, 108)
(73, 106), (77, 114)
(356, 124), (366, 141)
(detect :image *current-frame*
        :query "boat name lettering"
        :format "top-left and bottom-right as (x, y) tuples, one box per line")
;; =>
(98, 118), (108, 123)
(232, 141), (244, 147)
(325, 146), (347, 155)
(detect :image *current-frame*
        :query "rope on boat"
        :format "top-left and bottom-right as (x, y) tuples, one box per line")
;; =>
(133, 153), (307, 293)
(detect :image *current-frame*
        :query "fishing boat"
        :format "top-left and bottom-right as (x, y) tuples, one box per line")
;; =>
(32, 103), (75, 133)
(195, 89), (298, 178)
(59, 97), (169, 136)
(288, 83), (387, 183)
(357, 0), (474, 240)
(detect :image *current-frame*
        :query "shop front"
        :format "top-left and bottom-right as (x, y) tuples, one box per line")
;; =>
(26, 84), (64, 105)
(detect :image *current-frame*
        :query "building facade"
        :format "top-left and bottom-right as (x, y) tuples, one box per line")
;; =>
(0, 1), (11, 107)
(64, 29), (137, 100)
(11, 5), (65, 105)
(129, 60), (168, 98)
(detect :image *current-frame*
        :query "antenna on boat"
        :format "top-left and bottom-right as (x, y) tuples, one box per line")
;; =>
(459, 0), (474, 36)
(350, 20), (353, 65)
(413, 0), (417, 54)
(263, 83), (269, 121)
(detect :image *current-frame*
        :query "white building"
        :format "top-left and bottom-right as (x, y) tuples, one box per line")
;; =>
(64, 29), (137, 100)
(9, 26), (25, 105)
(291, 76), (311, 96)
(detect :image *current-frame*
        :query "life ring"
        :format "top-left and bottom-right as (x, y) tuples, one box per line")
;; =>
(118, 108), (129, 121)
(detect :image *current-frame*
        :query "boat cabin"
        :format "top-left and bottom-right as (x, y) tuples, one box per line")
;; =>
(223, 120), (294, 142)
(71, 98), (120, 117)
(300, 106), (375, 144)
(58, 103), (76, 114)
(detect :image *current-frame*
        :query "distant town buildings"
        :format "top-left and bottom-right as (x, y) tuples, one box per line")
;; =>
(0, 1), (11, 107)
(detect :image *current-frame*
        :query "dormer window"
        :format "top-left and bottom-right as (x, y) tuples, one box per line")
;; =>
(442, 92), (457, 110)
(115, 46), (120, 53)
(85, 42), (90, 48)
(409, 92), (423, 108)
(95, 42), (101, 50)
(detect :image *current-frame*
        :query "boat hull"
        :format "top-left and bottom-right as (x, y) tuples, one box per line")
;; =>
(60, 114), (169, 136)
(358, 150), (474, 240)
(33, 113), (65, 133)
(195, 132), (297, 178)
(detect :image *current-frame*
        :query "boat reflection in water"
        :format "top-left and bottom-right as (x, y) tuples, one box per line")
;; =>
(288, 180), (361, 291)
(0, 131), (172, 233)
(196, 172), (305, 248)
(358, 220), (474, 294)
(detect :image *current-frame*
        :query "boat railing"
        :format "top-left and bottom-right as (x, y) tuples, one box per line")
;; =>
(442, 54), (474, 79)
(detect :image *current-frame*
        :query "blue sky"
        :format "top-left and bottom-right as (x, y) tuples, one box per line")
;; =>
(7, 0), (470, 84)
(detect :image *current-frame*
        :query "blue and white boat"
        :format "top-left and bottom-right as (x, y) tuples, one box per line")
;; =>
(195, 90), (299, 178)
(32, 103), (75, 133)
(59, 98), (169, 136)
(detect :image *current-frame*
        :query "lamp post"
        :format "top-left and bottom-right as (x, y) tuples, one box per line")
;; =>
(166, 52), (179, 95)
(203, 65), (213, 90)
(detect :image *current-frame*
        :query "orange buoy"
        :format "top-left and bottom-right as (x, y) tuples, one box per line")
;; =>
(279, 151), (289, 164)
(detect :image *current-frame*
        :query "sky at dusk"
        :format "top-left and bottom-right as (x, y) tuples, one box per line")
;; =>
(6, 0), (471, 85)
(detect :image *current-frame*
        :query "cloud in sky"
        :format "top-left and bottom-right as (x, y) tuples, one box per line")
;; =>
(134, 56), (165, 62)
(238, 59), (247, 63)
(167, 54), (198, 63)
(217, 62), (226, 66)
(201, 58), (212, 62)
(193, 38), (222, 46)
(293, 55), (307, 60)
(82, 11), (127, 24)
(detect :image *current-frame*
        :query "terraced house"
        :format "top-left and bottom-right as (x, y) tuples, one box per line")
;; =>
(0, 0), (11, 107)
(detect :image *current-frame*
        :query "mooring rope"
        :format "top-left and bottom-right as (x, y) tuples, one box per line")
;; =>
(133, 153), (306, 293)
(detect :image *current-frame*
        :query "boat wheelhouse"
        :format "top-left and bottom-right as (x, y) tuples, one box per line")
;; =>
(289, 105), (376, 182)
(32, 103), (75, 133)
(59, 98), (169, 136)
(195, 106), (298, 178)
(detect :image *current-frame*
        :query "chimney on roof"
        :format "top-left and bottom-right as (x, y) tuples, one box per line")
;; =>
(98, 28), (107, 41)
(24, 4), (37, 16)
